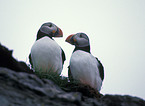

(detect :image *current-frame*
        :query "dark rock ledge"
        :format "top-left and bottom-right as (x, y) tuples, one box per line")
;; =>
(0, 67), (145, 106)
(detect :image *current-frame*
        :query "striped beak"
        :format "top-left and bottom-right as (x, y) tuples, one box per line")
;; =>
(65, 34), (75, 44)
(54, 28), (63, 37)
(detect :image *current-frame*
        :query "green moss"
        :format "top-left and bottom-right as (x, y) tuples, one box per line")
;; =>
(35, 70), (69, 88)
(34, 69), (102, 98)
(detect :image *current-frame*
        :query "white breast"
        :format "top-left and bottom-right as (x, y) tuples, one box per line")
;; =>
(70, 50), (102, 91)
(31, 36), (62, 74)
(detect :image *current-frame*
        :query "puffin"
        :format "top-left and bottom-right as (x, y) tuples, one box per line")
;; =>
(29, 22), (65, 75)
(65, 33), (104, 92)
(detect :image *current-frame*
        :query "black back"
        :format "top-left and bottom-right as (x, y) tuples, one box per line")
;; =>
(96, 57), (104, 81)
(61, 48), (66, 65)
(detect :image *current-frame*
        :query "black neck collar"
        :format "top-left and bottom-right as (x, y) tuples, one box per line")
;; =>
(36, 30), (52, 40)
(73, 45), (90, 53)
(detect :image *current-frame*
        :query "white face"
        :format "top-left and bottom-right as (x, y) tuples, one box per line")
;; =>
(73, 33), (90, 47)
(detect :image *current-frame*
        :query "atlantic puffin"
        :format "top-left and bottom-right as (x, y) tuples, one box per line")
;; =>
(29, 22), (65, 75)
(65, 33), (104, 92)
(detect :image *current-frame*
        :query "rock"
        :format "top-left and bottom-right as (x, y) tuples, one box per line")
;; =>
(102, 94), (145, 106)
(83, 95), (145, 106)
(0, 67), (145, 106)
(0, 44), (33, 74)
(0, 67), (82, 106)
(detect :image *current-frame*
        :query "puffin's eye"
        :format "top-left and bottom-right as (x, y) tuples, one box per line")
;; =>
(48, 23), (52, 27)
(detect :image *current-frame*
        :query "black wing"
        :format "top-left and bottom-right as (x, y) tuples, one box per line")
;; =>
(68, 66), (74, 82)
(29, 53), (33, 68)
(61, 48), (66, 65)
(96, 57), (104, 81)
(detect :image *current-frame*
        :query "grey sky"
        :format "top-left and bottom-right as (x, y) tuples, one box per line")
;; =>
(0, 0), (145, 99)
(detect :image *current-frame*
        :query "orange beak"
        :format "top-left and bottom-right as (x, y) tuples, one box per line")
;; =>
(55, 28), (63, 37)
(65, 34), (75, 44)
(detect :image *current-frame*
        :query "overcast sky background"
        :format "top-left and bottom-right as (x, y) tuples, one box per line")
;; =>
(0, 0), (145, 99)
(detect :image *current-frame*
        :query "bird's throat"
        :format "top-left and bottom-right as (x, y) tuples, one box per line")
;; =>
(73, 46), (90, 53)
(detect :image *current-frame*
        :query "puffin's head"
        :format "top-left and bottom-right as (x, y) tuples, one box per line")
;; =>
(65, 33), (90, 47)
(37, 22), (63, 40)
